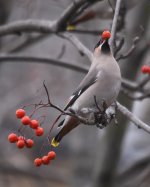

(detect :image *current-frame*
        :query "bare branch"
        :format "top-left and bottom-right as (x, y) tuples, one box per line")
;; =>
(0, 0), (85, 36)
(0, 20), (57, 36)
(117, 102), (150, 133)
(121, 88), (150, 101)
(0, 163), (66, 183)
(110, 0), (123, 53)
(59, 33), (93, 61)
(138, 75), (150, 88)
(56, 44), (66, 59)
(107, 0), (115, 14)
(0, 54), (88, 73)
(116, 26), (144, 60)
(56, 0), (88, 30)
(114, 37), (124, 57)
(121, 76), (150, 92)
(1, 53), (149, 94)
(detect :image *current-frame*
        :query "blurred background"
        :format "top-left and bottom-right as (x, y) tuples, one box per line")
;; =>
(0, 0), (150, 187)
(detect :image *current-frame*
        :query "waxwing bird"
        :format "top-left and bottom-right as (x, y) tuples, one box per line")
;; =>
(51, 31), (121, 147)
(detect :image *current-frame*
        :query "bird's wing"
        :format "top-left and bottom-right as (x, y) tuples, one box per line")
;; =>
(64, 71), (99, 111)
(57, 69), (99, 129)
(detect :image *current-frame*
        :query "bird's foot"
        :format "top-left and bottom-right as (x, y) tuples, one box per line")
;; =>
(94, 102), (118, 129)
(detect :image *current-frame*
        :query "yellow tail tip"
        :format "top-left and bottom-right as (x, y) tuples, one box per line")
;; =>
(51, 138), (60, 147)
(66, 25), (76, 31)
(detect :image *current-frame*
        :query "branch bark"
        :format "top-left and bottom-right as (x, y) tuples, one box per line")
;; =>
(117, 102), (150, 133)
(110, 0), (123, 53)
(0, 54), (88, 73)
(59, 33), (93, 61)
(0, 53), (149, 94)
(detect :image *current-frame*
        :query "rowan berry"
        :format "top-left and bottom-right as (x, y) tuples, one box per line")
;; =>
(18, 136), (24, 140)
(26, 139), (34, 148)
(21, 116), (31, 125)
(16, 109), (26, 119)
(42, 156), (50, 165)
(34, 158), (42, 167)
(17, 139), (25, 149)
(48, 151), (56, 160)
(8, 133), (18, 143)
(102, 30), (111, 40)
(141, 65), (150, 74)
(35, 127), (44, 136)
(30, 119), (39, 129)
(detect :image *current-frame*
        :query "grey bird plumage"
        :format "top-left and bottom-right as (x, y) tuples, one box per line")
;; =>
(51, 33), (121, 147)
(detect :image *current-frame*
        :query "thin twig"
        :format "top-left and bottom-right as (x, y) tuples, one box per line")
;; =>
(116, 26), (144, 61)
(116, 37), (140, 61)
(114, 37), (124, 57)
(108, 0), (115, 14)
(43, 81), (51, 104)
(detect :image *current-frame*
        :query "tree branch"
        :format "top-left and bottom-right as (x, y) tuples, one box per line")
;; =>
(0, 20), (57, 36)
(0, 53), (148, 93)
(56, 0), (88, 30)
(0, 0), (85, 36)
(117, 102), (150, 133)
(110, 0), (123, 53)
(121, 76), (150, 92)
(0, 54), (88, 73)
(116, 26), (144, 61)
(59, 33), (93, 61)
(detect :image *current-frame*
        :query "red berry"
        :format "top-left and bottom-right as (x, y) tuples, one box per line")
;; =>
(26, 139), (34, 148)
(42, 156), (50, 165)
(18, 136), (24, 140)
(16, 109), (26, 119)
(17, 139), (25, 148)
(35, 127), (44, 136)
(141, 65), (150, 74)
(30, 120), (39, 129)
(102, 30), (111, 40)
(48, 151), (56, 160)
(34, 158), (42, 167)
(8, 133), (18, 143)
(21, 116), (31, 125)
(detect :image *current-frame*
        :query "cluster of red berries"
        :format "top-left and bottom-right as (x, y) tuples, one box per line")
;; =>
(34, 151), (56, 167)
(16, 109), (44, 136)
(141, 65), (150, 74)
(8, 109), (44, 148)
(8, 108), (57, 166)
(8, 133), (34, 148)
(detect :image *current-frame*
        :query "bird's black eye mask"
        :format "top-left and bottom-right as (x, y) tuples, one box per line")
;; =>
(101, 39), (110, 54)
(94, 39), (102, 50)
(94, 38), (110, 54)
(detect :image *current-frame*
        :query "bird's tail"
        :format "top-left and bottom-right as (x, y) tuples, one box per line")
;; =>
(51, 116), (79, 147)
